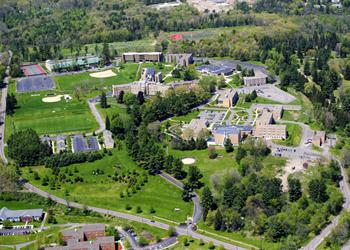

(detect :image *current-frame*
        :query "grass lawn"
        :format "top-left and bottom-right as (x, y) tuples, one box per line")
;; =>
(169, 148), (238, 186)
(21, 148), (193, 224)
(0, 227), (62, 245)
(235, 95), (281, 109)
(54, 64), (139, 92)
(6, 91), (98, 137)
(272, 123), (302, 147)
(96, 100), (129, 120)
(170, 110), (200, 123)
(0, 200), (42, 210)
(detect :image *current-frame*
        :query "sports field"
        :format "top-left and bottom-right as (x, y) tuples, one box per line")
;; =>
(5, 90), (98, 137)
(22, 148), (193, 223)
(54, 64), (139, 92)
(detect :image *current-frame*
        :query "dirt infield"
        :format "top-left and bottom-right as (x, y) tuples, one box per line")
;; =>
(181, 158), (196, 165)
(42, 95), (72, 103)
(89, 70), (116, 78)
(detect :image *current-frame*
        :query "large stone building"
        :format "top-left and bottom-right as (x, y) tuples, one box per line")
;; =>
(182, 119), (209, 140)
(216, 89), (239, 108)
(140, 68), (162, 83)
(122, 52), (163, 63)
(211, 125), (253, 146)
(112, 80), (198, 97)
(254, 110), (286, 140)
(165, 54), (194, 67)
(243, 70), (268, 86)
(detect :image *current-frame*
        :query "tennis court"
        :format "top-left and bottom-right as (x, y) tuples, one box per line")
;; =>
(21, 64), (46, 77)
(16, 76), (55, 93)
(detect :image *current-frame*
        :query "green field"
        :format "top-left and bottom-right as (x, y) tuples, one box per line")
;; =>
(5, 90), (97, 137)
(236, 95), (282, 108)
(0, 227), (62, 245)
(22, 148), (193, 223)
(272, 123), (302, 147)
(0, 200), (41, 210)
(54, 64), (139, 92)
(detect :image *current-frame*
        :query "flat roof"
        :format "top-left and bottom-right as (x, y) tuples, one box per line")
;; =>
(0, 207), (43, 219)
(123, 52), (162, 55)
(196, 64), (234, 75)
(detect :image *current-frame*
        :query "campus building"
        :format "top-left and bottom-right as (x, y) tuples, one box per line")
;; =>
(165, 54), (194, 67)
(210, 125), (253, 146)
(122, 52), (163, 63)
(196, 64), (234, 76)
(243, 70), (268, 86)
(140, 68), (163, 83)
(0, 207), (43, 222)
(45, 224), (115, 250)
(112, 80), (198, 97)
(216, 89), (239, 108)
(254, 110), (286, 140)
(312, 131), (326, 147)
(182, 119), (209, 140)
(45, 56), (100, 72)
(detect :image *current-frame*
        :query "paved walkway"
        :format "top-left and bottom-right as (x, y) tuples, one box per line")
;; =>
(87, 100), (105, 134)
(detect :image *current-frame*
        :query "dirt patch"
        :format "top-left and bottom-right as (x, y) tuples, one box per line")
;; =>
(42, 94), (72, 103)
(181, 158), (196, 165)
(89, 70), (116, 78)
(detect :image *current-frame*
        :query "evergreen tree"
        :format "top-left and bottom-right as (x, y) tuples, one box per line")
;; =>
(224, 138), (233, 153)
(288, 178), (302, 202)
(309, 179), (329, 203)
(117, 91), (124, 103)
(101, 42), (111, 64)
(187, 165), (203, 190)
(137, 91), (145, 105)
(105, 116), (111, 130)
(100, 91), (108, 108)
(214, 210), (223, 230)
(344, 64), (350, 80)
(304, 60), (311, 76)
(235, 147), (246, 164)
(201, 186), (214, 222)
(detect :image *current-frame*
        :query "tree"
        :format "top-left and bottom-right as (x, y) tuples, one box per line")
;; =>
(117, 91), (124, 103)
(0, 164), (18, 192)
(309, 179), (329, 203)
(224, 138), (233, 153)
(8, 129), (51, 166)
(304, 60), (311, 76)
(187, 166), (203, 190)
(137, 91), (145, 105)
(168, 226), (177, 237)
(235, 146), (246, 164)
(105, 115), (111, 130)
(172, 68), (181, 78)
(6, 93), (17, 115)
(344, 63), (350, 81)
(214, 209), (223, 230)
(288, 178), (302, 202)
(100, 91), (108, 108)
(101, 42), (111, 64)
(201, 186), (214, 221)
(183, 66), (198, 81)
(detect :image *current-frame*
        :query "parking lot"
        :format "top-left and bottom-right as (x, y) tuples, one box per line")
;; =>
(198, 110), (226, 127)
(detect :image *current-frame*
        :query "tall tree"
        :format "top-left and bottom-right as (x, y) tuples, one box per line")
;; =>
(187, 165), (203, 190)
(105, 115), (111, 130)
(100, 91), (108, 109)
(309, 179), (328, 203)
(224, 138), (233, 153)
(101, 42), (111, 64)
(288, 178), (302, 202)
(214, 209), (223, 230)
(117, 91), (124, 103)
(201, 186), (214, 221)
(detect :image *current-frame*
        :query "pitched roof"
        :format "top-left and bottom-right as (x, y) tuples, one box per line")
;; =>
(0, 207), (43, 220)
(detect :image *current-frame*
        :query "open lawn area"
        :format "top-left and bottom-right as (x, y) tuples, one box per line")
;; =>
(273, 123), (302, 147)
(236, 95), (282, 109)
(0, 200), (42, 210)
(21, 148), (193, 224)
(5, 90), (97, 138)
(96, 100), (129, 121)
(0, 227), (62, 245)
(54, 64), (139, 92)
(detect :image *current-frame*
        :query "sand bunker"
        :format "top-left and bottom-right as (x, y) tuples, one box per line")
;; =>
(89, 70), (116, 78)
(42, 95), (72, 103)
(182, 158), (196, 165)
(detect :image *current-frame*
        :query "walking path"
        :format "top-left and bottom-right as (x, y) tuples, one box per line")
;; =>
(87, 99), (105, 134)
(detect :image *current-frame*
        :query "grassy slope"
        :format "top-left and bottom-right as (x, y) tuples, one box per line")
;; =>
(21, 148), (193, 223)
(272, 123), (302, 147)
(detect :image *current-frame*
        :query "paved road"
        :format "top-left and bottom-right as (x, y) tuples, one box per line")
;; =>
(23, 182), (247, 250)
(159, 172), (202, 224)
(0, 50), (12, 165)
(87, 100), (105, 134)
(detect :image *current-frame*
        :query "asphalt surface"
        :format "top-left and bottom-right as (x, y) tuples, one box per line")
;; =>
(87, 101), (105, 134)
(23, 182), (246, 250)
(0, 50), (12, 165)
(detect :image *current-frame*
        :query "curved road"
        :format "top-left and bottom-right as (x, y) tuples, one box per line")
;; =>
(23, 182), (247, 250)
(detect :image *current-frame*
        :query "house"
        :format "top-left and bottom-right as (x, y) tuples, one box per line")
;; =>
(211, 125), (241, 146)
(182, 119), (209, 140)
(122, 52), (163, 63)
(46, 224), (115, 250)
(103, 130), (114, 149)
(165, 54), (193, 67)
(243, 70), (268, 86)
(217, 89), (239, 108)
(312, 131), (326, 147)
(0, 207), (43, 222)
(196, 65), (234, 76)
(45, 56), (100, 72)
